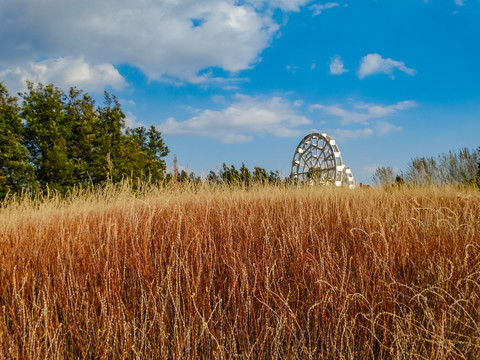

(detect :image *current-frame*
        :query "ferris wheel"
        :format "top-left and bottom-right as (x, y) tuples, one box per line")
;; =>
(290, 132), (355, 188)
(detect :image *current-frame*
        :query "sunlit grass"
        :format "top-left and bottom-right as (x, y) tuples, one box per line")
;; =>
(1, 183), (479, 358)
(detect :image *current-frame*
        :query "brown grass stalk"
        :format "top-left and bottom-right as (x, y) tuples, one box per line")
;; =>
(0, 184), (479, 359)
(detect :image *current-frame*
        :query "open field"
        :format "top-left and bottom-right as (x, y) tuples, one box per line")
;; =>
(1, 184), (480, 359)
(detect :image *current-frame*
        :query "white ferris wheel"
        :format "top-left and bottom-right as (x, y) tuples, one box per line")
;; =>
(290, 132), (355, 189)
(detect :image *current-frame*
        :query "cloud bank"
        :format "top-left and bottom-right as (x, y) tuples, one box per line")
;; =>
(0, 0), (312, 92)
(157, 94), (312, 143)
(310, 99), (417, 138)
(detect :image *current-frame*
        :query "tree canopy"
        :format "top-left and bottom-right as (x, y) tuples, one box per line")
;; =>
(0, 82), (169, 197)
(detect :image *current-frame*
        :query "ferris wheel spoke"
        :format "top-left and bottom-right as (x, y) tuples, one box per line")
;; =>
(291, 132), (356, 188)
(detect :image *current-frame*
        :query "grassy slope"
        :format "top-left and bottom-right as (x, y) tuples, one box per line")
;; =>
(1, 184), (480, 359)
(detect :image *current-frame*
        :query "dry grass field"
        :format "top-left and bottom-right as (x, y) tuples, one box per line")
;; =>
(1, 183), (479, 359)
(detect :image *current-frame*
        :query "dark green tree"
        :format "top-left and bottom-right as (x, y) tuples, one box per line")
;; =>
(207, 170), (219, 184)
(19, 82), (169, 192)
(220, 164), (241, 185)
(22, 82), (75, 191)
(268, 170), (281, 185)
(121, 125), (169, 182)
(253, 166), (269, 184)
(239, 163), (252, 186)
(178, 170), (189, 182)
(65, 87), (106, 184)
(0, 83), (36, 197)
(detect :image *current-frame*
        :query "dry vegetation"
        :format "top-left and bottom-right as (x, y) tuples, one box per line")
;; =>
(1, 183), (480, 359)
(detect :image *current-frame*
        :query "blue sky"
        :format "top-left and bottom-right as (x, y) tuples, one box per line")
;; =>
(1, 0), (479, 183)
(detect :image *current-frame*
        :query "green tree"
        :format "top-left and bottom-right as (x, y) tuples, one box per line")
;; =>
(239, 163), (252, 186)
(121, 125), (169, 182)
(207, 170), (219, 184)
(268, 170), (281, 185)
(253, 166), (269, 185)
(220, 163), (241, 185)
(65, 87), (106, 184)
(21, 82), (75, 191)
(0, 83), (36, 197)
(20, 82), (169, 192)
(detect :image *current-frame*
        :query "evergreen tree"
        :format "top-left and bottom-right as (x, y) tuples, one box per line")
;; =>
(18, 82), (169, 192)
(22, 82), (75, 191)
(253, 166), (269, 184)
(268, 170), (281, 185)
(0, 83), (36, 197)
(65, 87), (106, 184)
(220, 163), (241, 185)
(239, 163), (252, 186)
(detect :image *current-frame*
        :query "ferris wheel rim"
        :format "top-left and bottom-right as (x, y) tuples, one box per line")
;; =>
(290, 132), (355, 188)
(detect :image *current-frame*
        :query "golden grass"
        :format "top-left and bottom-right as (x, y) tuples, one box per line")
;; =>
(1, 184), (480, 359)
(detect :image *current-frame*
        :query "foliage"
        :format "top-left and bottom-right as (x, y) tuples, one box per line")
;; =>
(404, 149), (479, 186)
(0, 84), (36, 197)
(373, 148), (480, 187)
(253, 166), (269, 184)
(212, 164), (282, 187)
(372, 166), (395, 187)
(0, 81), (169, 197)
(220, 163), (241, 185)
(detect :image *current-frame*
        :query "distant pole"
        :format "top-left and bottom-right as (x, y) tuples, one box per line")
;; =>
(173, 154), (179, 180)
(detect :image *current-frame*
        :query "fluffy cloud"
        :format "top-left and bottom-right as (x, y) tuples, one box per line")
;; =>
(329, 55), (348, 75)
(454, 0), (466, 6)
(311, 99), (416, 138)
(248, 0), (313, 11)
(376, 121), (402, 135)
(357, 54), (416, 79)
(333, 128), (374, 139)
(157, 94), (311, 143)
(309, 2), (339, 16)
(0, 57), (126, 94)
(310, 100), (417, 125)
(0, 0), (315, 91)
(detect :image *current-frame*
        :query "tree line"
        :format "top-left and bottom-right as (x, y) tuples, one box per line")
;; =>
(0, 82), (169, 198)
(167, 163), (284, 188)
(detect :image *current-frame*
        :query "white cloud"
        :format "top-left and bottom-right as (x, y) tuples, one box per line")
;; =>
(333, 128), (374, 139)
(0, 57), (126, 94)
(0, 0), (316, 90)
(375, 121), (402, 135)
(454, 0), (466, 6)
(248, 0), (313, 12)
(124, 112), (145, 129)
(157, 94), (311, 143)
(310, 100), (417, 125)
(310, 2), (339, 16)
(311, 99), (416, 139)
(357, 54), (416, 79)
(329, 55), (348, 75)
